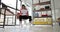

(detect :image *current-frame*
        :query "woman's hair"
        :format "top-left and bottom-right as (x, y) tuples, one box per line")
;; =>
(22, 5), (25, 7)
(22, 5), (27, 9)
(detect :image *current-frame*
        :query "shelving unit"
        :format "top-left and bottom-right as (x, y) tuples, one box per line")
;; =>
(32, 0), (53, 25)
(34, 16), (52, 18)
(0, 3), (16, 28)
(33, 1), (50, 5)
(33, 9), (51, 11)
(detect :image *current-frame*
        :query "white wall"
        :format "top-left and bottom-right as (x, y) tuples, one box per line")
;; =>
(50, 0), (60, 22)
(55, 9), (60, 19)
(54, 0), (60, 20)
(54, 0), (60, 9)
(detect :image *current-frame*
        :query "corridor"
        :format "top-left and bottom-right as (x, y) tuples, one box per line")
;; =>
(0, 0), (60, 32)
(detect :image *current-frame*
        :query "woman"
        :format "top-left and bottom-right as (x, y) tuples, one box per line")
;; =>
(19, 5), (32, 24)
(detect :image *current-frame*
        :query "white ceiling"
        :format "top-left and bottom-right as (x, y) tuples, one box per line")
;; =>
(2, 0), (16, 8)
(2, 0), (60, 9)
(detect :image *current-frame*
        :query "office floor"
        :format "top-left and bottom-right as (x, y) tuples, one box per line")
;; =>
(0, 22), (60, 32)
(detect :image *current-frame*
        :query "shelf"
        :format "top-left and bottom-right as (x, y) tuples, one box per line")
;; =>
(33, 21), (52, 25)
(33, 1), (51, 6)
(33, 9), (51, 12)
(34, 16), (52, 18)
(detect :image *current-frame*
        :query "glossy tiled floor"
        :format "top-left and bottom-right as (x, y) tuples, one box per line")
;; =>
(0, 22), (60, 32)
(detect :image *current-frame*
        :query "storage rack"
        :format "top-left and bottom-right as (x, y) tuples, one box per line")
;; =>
(32, 0), (53, 25)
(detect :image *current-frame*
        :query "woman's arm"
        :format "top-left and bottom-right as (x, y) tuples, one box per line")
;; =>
(27, 11), (29, 16)
(20, 11), (22, 15)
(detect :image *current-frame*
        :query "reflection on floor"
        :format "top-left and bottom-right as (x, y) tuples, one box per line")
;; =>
(0, 22), (60, 32)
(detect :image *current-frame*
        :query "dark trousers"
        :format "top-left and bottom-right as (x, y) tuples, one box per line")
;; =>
(59, 23), (60, 26)
(19, 15), (32, 23)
